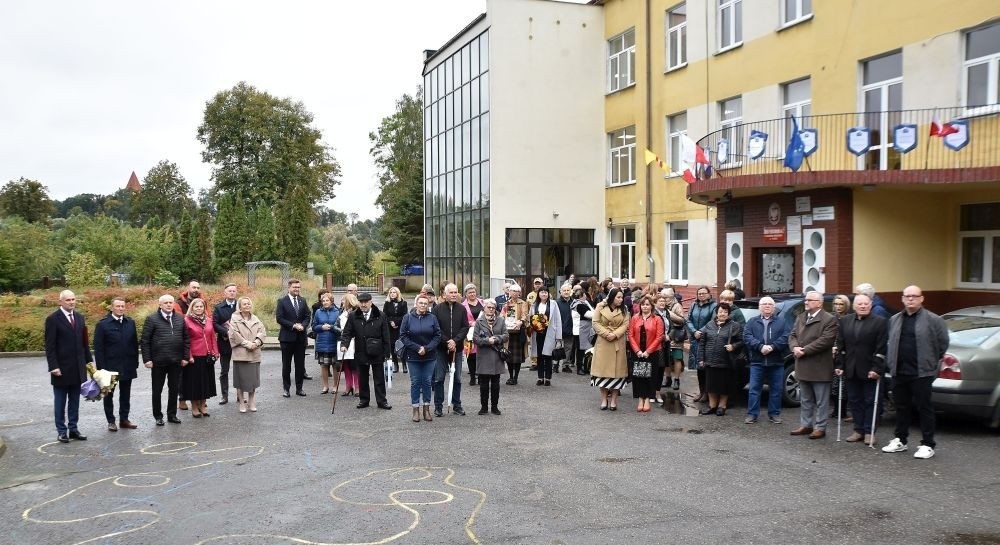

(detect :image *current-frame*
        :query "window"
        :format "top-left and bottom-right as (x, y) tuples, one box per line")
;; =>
(608, 126), (636, 185)
(861, 51), (903, 170)
(608, 29), (636, 92)
(719, 96), (742, 164)
(667, 112), (687, 176)
(965, 23), (1000, 111)
(610, 226), (636, 281)
(666, 4), (687, 70)
(718, 0), (742, 51)
(667, 222), (689, 282)
(782, 78), (811, 150)
(782, 0), (812, 26)
(958, 202), (1000, 289)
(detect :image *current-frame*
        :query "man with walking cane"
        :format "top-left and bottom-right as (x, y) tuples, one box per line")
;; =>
(433, 284), (470, 417)
(834, 294), (887, 445)
(880, 286), (949, 460)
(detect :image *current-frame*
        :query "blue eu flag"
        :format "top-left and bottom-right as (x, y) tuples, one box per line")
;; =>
(784, 115), (804, 172)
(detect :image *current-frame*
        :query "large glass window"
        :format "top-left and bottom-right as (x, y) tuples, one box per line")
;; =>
(667, 222), (689, 282)
(718, 0), (742, 51)
(861, 51), (903, 171)
(608, 126), (636, 186)
(782, 78), (811, 150)
(610, 226), (636, 281)
(608, 28), (636, 92)
(666, 4), (687, 71)
(958, 202), (1000, 289)
(965, 23), (1000, 111)
(782, 0), (812, 26)
(719, 96), (742, 164)
(667, 112), (687, 177)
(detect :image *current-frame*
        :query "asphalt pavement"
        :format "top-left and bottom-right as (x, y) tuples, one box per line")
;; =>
(0, 351), (998, 545)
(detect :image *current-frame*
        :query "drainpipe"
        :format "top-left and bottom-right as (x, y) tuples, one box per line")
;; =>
(644, 0), (655, 285)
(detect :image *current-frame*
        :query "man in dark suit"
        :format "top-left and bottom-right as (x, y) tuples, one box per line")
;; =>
(788, 292), (839, 439)
(834, 293), (887, 444)
(141, 294), (190, 425)
(276, 278), (311, 397)
(212, 283), (238, 405)
(340, 292), (392, 410)
(494, 282), (511, 307)
(93, 297), (140, 431)
(44, 290), (93, 443)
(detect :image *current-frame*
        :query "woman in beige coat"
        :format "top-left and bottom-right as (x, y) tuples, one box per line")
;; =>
(591, 288), (629, 411)
(229, 297), (266, 413)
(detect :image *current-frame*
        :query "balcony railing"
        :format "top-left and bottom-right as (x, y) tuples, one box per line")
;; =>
(693, 106), (1000, 180)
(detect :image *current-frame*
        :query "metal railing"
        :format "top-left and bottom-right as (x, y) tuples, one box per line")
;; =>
(694, 106), (1000, 180)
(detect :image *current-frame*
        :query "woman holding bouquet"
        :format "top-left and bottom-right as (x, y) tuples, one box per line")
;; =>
(183, 298), (219, 418)
(529, 287), (562, 386)
(591, 288), (629, 411)
(229, 297), (266, 412)
(500, 284), (530, 385)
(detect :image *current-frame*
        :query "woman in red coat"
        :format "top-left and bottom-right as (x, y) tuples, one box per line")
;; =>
(628, 296), (664, 413)
(183, 298), (219, 418)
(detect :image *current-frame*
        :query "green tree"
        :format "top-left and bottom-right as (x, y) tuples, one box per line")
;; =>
(0, 217), (61, 290)
(274, 184), (314, 269)
(253, 205), (277, 261)
(369, 89), (424, 267)
(212, 192), (253, 276)
(197, 81), (341, 209)
(55, 193), (105, 218)
(0, 177), (56, 224)
(103, 188), (134, 221)
(171, 209), (196, 281)
(64, 252), (109, 287)
(191, 208), (214, 281)
(129, 226), (174, 284)
(131, 160), (194, 225)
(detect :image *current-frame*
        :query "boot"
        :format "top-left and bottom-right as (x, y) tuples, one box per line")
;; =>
(219, 377), (229, 405)
(422, 405), (433, 421)
(412, 407), (420, 422)
(553, 364), (560, 373)
(402, 362), (408, 374)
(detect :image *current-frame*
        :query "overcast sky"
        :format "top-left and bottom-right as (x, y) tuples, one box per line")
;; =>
(0, 1), (489, 220)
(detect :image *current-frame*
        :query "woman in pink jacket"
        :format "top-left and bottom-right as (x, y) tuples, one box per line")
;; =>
(183, 298), (219, 418)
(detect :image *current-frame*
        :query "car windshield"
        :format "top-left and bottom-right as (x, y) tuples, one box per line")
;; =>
(944, 316), (1000, 347)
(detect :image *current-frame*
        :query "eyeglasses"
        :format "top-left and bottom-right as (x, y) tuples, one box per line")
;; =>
(903, 294), (922, 299)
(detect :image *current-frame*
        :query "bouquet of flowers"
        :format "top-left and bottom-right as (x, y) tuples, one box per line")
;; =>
(80, 363), (119, 401)
(530, 313), (549, 332)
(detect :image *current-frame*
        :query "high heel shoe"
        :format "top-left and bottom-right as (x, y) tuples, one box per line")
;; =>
(239, 403), (247, 413)
(341, 389), (352, 397)
(716, 407), (727, 416)
(600, 403), (608, 411)
(699, 406), (716, 416)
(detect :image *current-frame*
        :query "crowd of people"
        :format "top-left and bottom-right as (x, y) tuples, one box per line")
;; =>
(44, 276), (948, 460)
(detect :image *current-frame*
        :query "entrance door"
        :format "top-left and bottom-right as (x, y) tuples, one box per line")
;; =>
(757, 248), (795, 295)
(526, 244), (599, 289)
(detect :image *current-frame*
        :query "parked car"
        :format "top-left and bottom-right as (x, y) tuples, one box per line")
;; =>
(933, 306), (1000, 428)
(402, 264), (424, 276)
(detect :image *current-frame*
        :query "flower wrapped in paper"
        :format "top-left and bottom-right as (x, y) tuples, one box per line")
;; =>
(80, 362), (119, 401)
(529, 313), (549, 332)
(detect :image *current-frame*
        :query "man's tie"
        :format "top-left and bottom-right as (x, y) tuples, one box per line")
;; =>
(68, 313), (75, 329)
(292, 296), (299, 312)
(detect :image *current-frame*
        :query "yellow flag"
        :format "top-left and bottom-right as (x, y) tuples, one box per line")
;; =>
(644, 148), (668, 171)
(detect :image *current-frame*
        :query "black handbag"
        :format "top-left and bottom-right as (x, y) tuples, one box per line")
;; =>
(494, 344), (512, 362)
(668, 322), (688, 343)
(632, 358), (652, 378)
(551, 339), (566, 361)
(365, 337), (383, 357)
(728, 328), (748, 369)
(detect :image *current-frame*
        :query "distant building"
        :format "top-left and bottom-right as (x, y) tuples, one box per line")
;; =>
(125, 171), (141, 192)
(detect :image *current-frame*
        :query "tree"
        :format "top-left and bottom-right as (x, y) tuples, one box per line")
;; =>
(315, 205), (347, 227)
(190, 208), (214, 281)
(55, 193), (105, 218)
(131, 160), (194, 225)
(0, 177), (56, 223)
(197, 81), (341, 209)
(171, 209), (196, 282)
(252, 205), (277, 261)
(212, 192), (253, 276)
(369, 89), (424, 267)
(274, 184), (314, 269)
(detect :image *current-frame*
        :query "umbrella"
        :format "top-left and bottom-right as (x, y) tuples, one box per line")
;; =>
(445, 350), (456, 413)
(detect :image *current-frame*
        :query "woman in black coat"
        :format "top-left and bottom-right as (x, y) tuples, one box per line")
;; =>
(697, 303), (744, 416)
(383, 286), (409, 373)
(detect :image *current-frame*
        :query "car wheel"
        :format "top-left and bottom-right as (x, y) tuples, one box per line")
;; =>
(782, 366), (801, 407)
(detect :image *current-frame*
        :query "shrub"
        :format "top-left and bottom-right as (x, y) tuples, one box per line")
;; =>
(64, 252), (109, 287)
(153, 269), (180, 287)
(0, 326), (44, 351)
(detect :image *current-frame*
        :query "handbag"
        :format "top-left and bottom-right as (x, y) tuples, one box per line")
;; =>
(551, 339), (566, 361)
(668, 322), (688, 343)
(632, 358), (652, 378)
(365, 337), (383, 357)
(494, 344), (512, 362)
(394, 338), (406, 358)
(728, 328), (748, 369)
(206, 354), (217, 365)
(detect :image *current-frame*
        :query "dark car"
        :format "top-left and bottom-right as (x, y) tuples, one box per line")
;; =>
(933, 306), (1000, 428)
(402, 264), (424, 276)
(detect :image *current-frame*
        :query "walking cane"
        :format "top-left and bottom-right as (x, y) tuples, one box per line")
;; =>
(445, 350), (456, 413)
(868, 377), (881, 449)
(331, 363), (342, 415)
(836, 375), (844, 442)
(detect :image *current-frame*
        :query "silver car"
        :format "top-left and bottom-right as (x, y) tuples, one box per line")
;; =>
(932, 306), (1000, 428)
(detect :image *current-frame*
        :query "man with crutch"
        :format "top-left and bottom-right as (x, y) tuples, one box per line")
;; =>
(834, 294), (887, 444)
(880, 286), (949, 460)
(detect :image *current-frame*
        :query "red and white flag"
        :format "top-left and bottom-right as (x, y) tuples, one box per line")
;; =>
(680, 135), (709, 184)
(930, 116), (958, 137)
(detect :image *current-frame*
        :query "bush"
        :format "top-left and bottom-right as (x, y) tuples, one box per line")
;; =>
(0, 326), (44, 351)
(64, 252), (109, 287)
(153, 269), (180, 287)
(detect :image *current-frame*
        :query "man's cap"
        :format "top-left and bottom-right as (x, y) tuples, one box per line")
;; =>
(357, 292), (373, 302)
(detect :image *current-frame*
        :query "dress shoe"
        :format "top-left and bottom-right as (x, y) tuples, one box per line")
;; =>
(536, 379), (544, 386)
(377, 403), (392, 410)
(453, 408), (466, 416)
(434, 408), (443, 418)
(167, 416), (182, 424)
(715, 407), (727, 416)
(320, 389), (329, 394)
(808, 429), (827, 439)
(478, 407), (489, 415)
(357, 402), (370, 409)
(219, 398), (228, 405)
(864, 434), (873, 444)
(341, 390), (352, 397)
(505, 378), (514, 385)
(282, 389), (291, 398)
(107, 422), (118, 432)
(119, 420), (137, 429)
(491, 407), (502, 415)
(303, 374), (313, 380)
(789, 426), (813, 436)
(845, 432), (864, 442)
(155, 418), (165, 426)
(296, 390), (307, 397)
(699, 406), (716, 416)
(68, 431), (87, 441)
(57, 434), (70, 443)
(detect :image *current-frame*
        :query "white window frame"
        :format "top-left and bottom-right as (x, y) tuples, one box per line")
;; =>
(860, 52), (903, 171)
(718, 96), (743, 167)
(608, 126), (636, 186)
(666, 221), (689, 283)
(666, 3), (688, 71)
(610, 226), (637, 281)
(957, 231), (1000, 289)
(667, 112), (687, 177)
(963, 23), (1000, 116)
(781, 78), (811, 157)
(718, 0), (742, 52)
(781, 0), (812, 28)
(607, 29), (636, 93)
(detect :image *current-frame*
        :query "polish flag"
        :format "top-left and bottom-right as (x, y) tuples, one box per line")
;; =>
(930, 117), (958, 137)
(680, 135), (710, 184)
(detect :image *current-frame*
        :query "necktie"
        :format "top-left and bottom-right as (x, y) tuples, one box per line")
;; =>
(68, 313), (75, 329)
(292, 296), (299, 312)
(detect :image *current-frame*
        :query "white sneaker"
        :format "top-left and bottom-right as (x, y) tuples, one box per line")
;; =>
(881, 438), (908, 453)
(913, 445), (935, 459)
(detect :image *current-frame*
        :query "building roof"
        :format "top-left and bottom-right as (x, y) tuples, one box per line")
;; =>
(423, 12), (487, 71)
(125, 171), (141, 192)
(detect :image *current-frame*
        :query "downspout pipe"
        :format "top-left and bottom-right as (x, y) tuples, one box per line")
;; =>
(644, 0), (655, 285)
